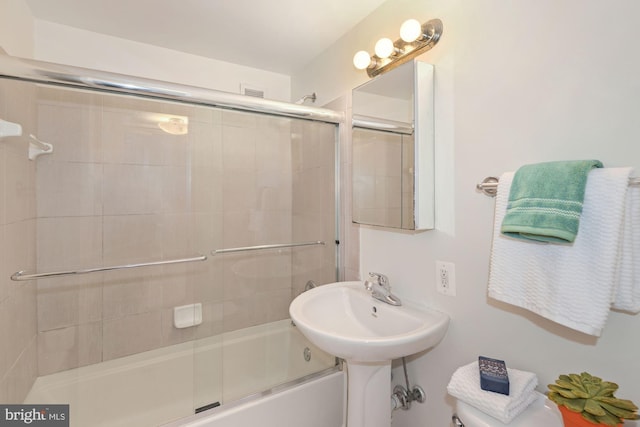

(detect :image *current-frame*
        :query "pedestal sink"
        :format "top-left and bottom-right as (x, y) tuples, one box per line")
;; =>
(289, 281), (449, 427)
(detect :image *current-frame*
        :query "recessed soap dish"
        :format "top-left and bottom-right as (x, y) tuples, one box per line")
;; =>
(174, 303), (203, 329)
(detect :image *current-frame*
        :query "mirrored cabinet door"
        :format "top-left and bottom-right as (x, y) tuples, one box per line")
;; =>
(352, 59), (434, 231)
(352, 128), (415, 229)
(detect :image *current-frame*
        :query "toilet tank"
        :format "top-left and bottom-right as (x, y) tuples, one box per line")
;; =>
(454, 391), (563, 427)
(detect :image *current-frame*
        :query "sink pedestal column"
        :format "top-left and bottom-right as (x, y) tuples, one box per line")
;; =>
(346, 360), (392, 427)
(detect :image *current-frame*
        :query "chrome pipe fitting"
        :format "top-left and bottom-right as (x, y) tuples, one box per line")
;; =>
(391, 357), (426, 412)
(452, 414), (465, 427)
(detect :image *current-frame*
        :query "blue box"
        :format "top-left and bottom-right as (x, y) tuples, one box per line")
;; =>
(479, 356), (510, 395)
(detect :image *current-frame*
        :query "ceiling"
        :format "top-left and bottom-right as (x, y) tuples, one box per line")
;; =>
(25, 0), (388, 75)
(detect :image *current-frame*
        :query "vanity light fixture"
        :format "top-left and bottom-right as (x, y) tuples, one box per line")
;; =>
(158, 117), (189, 135)
(352, 18), (443, 78)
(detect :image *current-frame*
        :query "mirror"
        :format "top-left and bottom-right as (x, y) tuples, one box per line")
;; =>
(352, 60), (434, 230)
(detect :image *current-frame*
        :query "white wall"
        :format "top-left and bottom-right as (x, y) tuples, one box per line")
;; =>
(293, 0), (640, 426)
(0, 0), (34, 57)
(33, 20), (291, 101)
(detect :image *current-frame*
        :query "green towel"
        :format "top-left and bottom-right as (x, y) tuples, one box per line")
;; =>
(501, 160), (603, 243)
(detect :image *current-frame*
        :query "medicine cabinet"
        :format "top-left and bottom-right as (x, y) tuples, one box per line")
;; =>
(352, 59), (434, 230)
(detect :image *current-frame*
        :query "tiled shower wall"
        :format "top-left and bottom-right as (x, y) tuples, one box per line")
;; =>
(0, 79), (38, 403)
(31, 86), (337, 377)
(291, 120), (337, 297)
(34, 88), (225, 375)
(0, 80), (337, 400)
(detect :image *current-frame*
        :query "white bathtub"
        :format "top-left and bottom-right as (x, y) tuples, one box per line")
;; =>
(164, 370), (345, 427)
(25, 320), (339, 427)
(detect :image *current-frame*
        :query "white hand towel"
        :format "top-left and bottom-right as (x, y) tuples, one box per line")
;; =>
(447, 361), (538, 424)
(613, 182), (640, 312)
(488, 168), (633, 336)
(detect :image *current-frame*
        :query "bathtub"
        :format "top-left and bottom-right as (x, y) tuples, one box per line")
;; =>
(25, 320), (341, 427)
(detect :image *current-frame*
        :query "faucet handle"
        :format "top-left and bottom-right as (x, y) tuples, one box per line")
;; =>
(364, 280), (374, 291)
(368, 272), (389, 288)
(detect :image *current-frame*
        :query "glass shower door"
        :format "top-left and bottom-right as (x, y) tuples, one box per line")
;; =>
(193, 110), (339, 411)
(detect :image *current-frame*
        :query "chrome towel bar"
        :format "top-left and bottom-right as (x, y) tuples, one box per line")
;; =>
(212, 241), (325, 255)
(10, 240), (327, 280)
(477, 176), (640, 197)
(11, 255), (208, 281)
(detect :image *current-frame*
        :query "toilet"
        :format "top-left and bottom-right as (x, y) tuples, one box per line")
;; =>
(453, 391), (564, 427)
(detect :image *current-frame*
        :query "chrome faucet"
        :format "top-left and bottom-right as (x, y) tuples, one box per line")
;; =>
(364, 272), (402, 306)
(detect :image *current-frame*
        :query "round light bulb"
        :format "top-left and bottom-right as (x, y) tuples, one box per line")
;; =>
(352, 50), (372, 70)
(400, 19), (423, 42)
(374, 38), (395, 59)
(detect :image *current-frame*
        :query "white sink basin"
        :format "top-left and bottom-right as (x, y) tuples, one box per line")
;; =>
(289, 281), (449, 363)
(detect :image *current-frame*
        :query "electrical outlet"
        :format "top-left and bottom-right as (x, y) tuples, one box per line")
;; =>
(436, 261), (456, 296)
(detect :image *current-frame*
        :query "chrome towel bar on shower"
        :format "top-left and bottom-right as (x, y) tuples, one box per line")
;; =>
(476, 176), (640, 197)
(212, 241), (326, 255)
(10, 241), (328, 280)
(10, 255), (208, 281)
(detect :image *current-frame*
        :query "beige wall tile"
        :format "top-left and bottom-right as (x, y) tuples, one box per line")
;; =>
(162, 166), (189, 214)
(221, 298), (255, 332)
(258, 288), (292, 325)
(161, 213), (191, 258)
(190, 212), (222, 255)
(160, 307), (195, 346)
(222, 172), (257, 211)
(189, 122), (222, 170)
(255, 123), (291, 174)
(0, 144), (5, 227)
(0, 281), (37, 386)
(36, 161), (103, 217)
(102, 311), (162, 361)
(3, 221), (36, 285)
(253, 210), (292, 244)
(3, 81), (37, 139)
(38, 322), (102, 376)
(4, 143), (36, 225)
(191, 261), (224, 305)
(161, 266), (193, 309)
(221, 210), (253, 248)
(0, 79), (38, 401)
(102, 269), (162, 320)
(0, 336), (37, 404)
(190, 167), (223, 213)
(0, 225), (7, 304)
(37, 100), (102, 163)
(223, 289), (290, 333)
(194, 300), (224, 339)
(255, 170), (292, 211)
(102, 214), (162, 264)
(162, 133), (190, 167)
(4, 272), (37, 372)
(103, 164), (163, 215)
(101, 109), (168, 166)
(0, 297), (11, 383)
(37, 216), (102, 271)
(222, 126), (256, 172)
(37, 274), (103, 332)
(221, 252), (292, 301)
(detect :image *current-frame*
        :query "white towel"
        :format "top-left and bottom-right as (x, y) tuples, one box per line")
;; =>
(488, 168), (635, 336)
(613, 182), (640, 312)
(447, 361), (538, 424)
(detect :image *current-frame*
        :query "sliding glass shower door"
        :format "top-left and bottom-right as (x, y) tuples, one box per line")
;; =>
(1, 73), (339, 426)
(192, 109), (338, 410)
